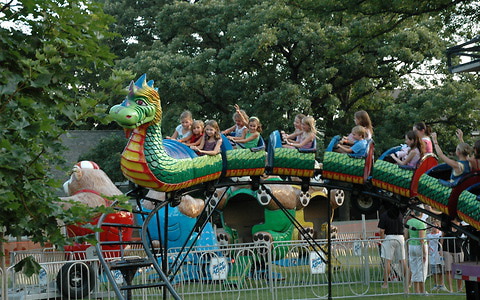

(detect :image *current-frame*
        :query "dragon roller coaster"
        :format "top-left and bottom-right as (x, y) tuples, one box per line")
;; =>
(103, 74), (479, 300)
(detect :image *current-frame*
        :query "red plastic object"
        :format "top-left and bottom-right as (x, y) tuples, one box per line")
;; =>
(65, 211), (134, 258)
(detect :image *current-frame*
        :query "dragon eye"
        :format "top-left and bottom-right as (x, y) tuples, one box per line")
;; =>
(136, 99), (148, 106)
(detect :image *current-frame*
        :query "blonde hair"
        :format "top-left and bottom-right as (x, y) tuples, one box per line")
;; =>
(352, 125), (366, 138)
(180, 110), (193, 122)
(302, 116), (317, 136)
(295, 113), (306, 122)
(192, 120), (204, 131)
(204, 120), (221, 140)
(457, 142), (473, 157)
(233, 109), (249, 125)
(249, 116), (263, 133)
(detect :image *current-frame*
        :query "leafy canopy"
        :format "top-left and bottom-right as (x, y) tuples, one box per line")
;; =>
(0, 0), (129, 249)
(104, 0), (479, 155)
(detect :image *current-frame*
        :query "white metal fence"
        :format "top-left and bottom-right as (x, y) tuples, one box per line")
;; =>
(1, 236), (466, 300)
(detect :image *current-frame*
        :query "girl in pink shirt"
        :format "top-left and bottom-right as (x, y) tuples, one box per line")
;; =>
(390, 130), (425, 168)
(414, 122), (433, 153)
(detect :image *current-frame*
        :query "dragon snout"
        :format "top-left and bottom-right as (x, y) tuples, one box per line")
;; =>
(109, 105), (123, 114)
(109, 105), (139, 127)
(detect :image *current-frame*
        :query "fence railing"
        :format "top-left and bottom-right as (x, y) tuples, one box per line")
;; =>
(406, 235), (467, 294)
(2, 236), (465, 299)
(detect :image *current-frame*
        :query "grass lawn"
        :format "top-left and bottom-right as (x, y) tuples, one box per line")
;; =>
(357, 295), (465, 300)
(134, 242), (469, 299)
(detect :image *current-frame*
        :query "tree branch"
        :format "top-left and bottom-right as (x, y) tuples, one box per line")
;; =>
(0, 0), (14, 14)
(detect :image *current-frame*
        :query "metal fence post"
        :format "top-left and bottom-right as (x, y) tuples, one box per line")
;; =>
(268, 242), (274, 300)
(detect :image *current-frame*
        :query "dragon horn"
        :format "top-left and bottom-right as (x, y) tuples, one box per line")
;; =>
(134, 74), (147, 88)
(128, 80), (135, 98)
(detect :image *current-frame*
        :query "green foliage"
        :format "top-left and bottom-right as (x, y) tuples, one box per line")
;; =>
(0, 0), (127, 254)
(78, 134), (127, 182)
(13, 256), (41, 277)
(99, 0), (171, 58)
(374, 80), (480, 154)
(103, 0), (479, 151)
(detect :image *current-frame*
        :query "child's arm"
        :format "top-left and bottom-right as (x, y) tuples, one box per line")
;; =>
(231, 132), (259, 144)
(335, 143), (353, 153)
(234, 104), (249, 125)
(229, 129), (248, 142)
(178, 135), (191, 143)
(191, 136), (205, 152)
(431, 132), (464, 174)
(168, 129), (179, 140)
(419, 228), (428, 261)
(456, 129), (464, 143)
(340, 136), (353, 146)
(379, 228), (385, 240)
(198, 139), (223, 156)
(185, 136), (202, 147)
(286, 133), (314, 149)
(222, 125), (236, 135)
(283, 131), (301, 142)
(390, 150), (415, 165)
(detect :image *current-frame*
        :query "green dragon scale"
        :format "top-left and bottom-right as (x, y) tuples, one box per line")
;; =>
(109, 74), (284, 192)
(108, 75), (480, 232)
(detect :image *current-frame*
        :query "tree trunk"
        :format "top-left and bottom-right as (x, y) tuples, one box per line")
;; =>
(1, 231), (6, 300)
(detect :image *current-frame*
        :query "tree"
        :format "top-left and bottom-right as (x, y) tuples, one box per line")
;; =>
(0, 0), (129, 274)
(104, 0), (478, 145)
(97, 0), (479, 223)
(374, 79), (480, 154)
(98, 0), (172, 59)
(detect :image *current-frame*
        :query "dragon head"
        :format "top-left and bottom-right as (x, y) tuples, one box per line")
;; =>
(109, 74), (162, 129)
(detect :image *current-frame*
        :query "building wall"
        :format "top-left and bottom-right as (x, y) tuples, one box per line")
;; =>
(54, 130), (124, 184)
